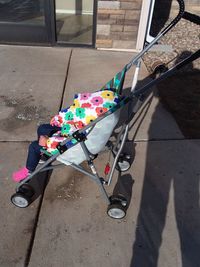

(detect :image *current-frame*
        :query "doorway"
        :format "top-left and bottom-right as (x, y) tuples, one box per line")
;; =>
(0, 0), (96, 46)
(55, 0), (96, 46)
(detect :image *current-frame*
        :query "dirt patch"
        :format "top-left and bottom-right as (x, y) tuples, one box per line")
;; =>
(46, 171), (85, 203)
(0, 94), (49, 131)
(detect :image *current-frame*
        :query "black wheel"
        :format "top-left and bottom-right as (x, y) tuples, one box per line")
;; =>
(11, 193), (31, 208)
(116, 155), (131, 172)
(107, 203), (126, 219)
(151, 60), (168, 75)
(17, 183), (34, 198)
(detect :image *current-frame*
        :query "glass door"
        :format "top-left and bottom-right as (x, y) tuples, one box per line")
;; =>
(0, 0), (53, 44)
(55, 0), (95, 46)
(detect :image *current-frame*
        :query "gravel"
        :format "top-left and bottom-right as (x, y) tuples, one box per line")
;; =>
(143, 19), (200, 72)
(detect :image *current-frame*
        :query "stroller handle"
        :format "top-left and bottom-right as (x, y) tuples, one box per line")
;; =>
(126, 0), (185, 71)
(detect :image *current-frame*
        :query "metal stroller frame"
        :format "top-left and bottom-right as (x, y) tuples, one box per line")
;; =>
(11, 0), (200, 219)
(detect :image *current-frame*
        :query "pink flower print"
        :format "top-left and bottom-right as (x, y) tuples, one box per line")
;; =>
(81, 102), (92, 108)
(50, 115), (63, 127)
(80, 93), (91, 101)
(91, 96), (103, 106)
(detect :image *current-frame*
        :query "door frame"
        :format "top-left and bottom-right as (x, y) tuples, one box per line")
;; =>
(136, 0), (155, 51)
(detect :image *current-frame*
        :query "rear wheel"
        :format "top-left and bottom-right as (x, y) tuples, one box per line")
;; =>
(107, 195), (127, 219)
(116, 154), (131, 172)
(107, 203), (126, 219)
(151, 60), (168, 77)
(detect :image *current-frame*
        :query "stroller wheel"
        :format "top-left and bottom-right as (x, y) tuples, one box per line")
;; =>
(107, 203), (126, 219)
(11, 193), (31, 208)
(17, 184), (34, 198)
(116, 155), (131, 172)
(151, 60), (168, 75)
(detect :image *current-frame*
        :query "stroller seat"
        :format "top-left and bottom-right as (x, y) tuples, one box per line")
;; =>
(42, 89), (121, 165)
(57, 108), (120, 165)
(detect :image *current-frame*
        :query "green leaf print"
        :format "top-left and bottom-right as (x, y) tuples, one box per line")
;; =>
(103, 102), (115, 109)
(61, 123), (71, 136)
(65, 111), (74, 121)
(75, 108), (86, 119)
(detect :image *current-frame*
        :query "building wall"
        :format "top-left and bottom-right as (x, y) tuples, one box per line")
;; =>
(96, 0), (142, 49)
(96, 0), (200, 50)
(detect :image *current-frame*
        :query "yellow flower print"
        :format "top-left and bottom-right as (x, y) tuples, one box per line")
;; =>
(101, 90), (114, 100)
(85, 115), (96, 124)
(71, 99), (80, 109)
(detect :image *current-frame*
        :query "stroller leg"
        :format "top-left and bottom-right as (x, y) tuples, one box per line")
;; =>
(88, 160), (111, 205)
(107, 123), (129, 186)
(79, 141), (111, 204)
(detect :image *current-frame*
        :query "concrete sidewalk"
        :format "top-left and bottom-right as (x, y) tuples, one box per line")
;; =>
(0, 45), (199, 267)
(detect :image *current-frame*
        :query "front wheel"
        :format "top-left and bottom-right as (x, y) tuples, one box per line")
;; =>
(11, 193), (31, 208)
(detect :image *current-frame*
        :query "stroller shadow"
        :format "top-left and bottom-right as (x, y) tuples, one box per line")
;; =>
(28, 170), (51, 204)
(113, 172), (134, 210)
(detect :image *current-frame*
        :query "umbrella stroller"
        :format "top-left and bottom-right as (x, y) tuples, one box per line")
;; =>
(11, 0), (200, 219)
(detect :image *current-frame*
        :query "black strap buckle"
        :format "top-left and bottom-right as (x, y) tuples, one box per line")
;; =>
(72, 131), (87, 142)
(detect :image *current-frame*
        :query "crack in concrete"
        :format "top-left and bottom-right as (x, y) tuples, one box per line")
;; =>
(59, 49), (73, 112)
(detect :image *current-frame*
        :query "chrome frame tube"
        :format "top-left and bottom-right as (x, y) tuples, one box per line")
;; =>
(107, 124), (129, 186)
(131, 60), (141, 93)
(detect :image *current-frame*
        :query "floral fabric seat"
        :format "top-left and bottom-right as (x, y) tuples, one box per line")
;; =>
(43, 90), (120, 155)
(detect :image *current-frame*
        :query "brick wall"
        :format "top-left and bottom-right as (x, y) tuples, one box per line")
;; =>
(96, 0), (142, 49)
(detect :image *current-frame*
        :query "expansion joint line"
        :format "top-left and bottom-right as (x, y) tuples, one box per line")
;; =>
(59, 49), (73, 111)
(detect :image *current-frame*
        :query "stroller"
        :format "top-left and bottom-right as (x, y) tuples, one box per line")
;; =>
(11, 0), (200, 219)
